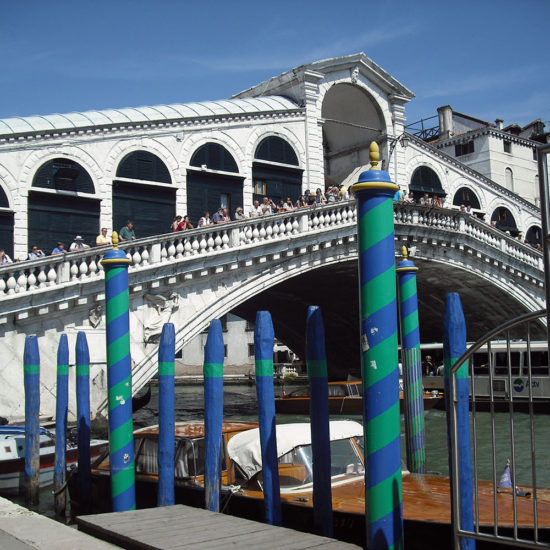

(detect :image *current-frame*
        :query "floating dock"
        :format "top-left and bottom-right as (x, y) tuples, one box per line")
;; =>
(76, 504), (361, 549)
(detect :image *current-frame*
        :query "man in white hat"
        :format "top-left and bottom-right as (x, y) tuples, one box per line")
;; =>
(70, 235), (90, 251)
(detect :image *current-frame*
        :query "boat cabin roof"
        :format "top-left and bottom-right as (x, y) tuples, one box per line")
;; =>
(133, 421), (258, 440)
(227, 420), (363, 480)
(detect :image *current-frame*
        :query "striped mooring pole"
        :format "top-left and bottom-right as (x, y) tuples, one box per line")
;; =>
(444, 293), (475, 550)
(254, 310), (281, 526)
(305, 305), (333, 537)
(100, 232), (136, 512)
(24, 335), (40, 506)
(350, 142), (403, 549)
(54, 334), (69, 516)
(204, 319), (224, 512)
(158, 323), (175, 507)
(396, 246), (426, 473)
(76, 331), (92, 514)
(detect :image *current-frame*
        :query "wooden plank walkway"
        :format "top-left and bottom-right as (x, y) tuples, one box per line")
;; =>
(76, 504), (362, 549)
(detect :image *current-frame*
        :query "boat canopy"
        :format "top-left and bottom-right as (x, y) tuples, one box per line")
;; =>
(227, 420), (363, 480)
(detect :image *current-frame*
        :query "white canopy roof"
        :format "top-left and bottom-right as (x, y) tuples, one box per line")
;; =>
(227, 420), (363, 480)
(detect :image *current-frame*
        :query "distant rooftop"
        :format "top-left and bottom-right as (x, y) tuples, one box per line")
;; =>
(0, 96), (299, 136)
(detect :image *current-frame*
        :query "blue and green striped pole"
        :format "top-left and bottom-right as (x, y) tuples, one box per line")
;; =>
(24, 335), (40, 506)
(204, 319), (224, 512)
(396, 246), (426, 473)
(54, 334), (69, 516)
(306, 305), (333, 537)
(444, 293), (475, 550)
(76, 331), (92, 513)
(350, 142), (403, 549)
(101, 232), (136, 512)
(254, 311), (281, 526)
(158, 323), (175, 507)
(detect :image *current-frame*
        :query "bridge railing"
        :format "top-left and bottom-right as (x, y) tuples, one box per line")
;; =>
(0, 200), (542, 298)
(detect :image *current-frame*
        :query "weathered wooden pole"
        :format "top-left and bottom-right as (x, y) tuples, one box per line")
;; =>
(306, 305), (333, 537)
(254, 310), (281, 526)
(101, 231), (136, 512)
(396, 246), (426, 473)
(444, 293), (475, 550)
(204, 319), (224, 512)
(158, 323), (175, 507)
(76, 331), (92, 513)
(24, 335), (40, 506)
(54, 334), (69, 516)
(350, 142), (403, 549)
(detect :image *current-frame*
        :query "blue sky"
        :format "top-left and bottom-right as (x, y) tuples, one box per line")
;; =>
(1, 0), (549, 128)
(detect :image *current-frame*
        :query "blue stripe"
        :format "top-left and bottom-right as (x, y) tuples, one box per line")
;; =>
(106, 313), (130, 346)
(358, 194), (388, 216)
(359, 233), (395, 281)
(366, 437), (402, 488)
(399, 293), (418, 319)
(111, 439), (134, 471)
(368, 502), (403, 548)
(105, 270), (129, 301)
(364, 368), (400, 421)
(109, 400), (133, 430)
(361, 300), (398, 348)
(108, 356), (132, 387)
(112, 484), (136, 512)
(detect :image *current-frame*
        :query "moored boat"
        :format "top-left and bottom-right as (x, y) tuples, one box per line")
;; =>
(0, 425), (108, 495)
(69, 420), (550, 549)
(275, 380), (443, 415)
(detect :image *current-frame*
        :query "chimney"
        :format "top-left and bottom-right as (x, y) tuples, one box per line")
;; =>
(437, 105), (453, 140)
(495, 119), (504, 130)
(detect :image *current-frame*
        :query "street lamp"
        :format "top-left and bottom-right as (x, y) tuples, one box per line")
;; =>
(386, 132), (410, 167)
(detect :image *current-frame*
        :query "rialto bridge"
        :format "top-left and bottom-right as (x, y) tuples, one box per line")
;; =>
(0, 200), (544, 421)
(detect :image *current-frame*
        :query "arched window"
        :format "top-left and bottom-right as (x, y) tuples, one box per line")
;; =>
(29, 158), (99, 252)
(525, 226), (542, 247)
(0, 185), (13, 259)
(453, 187), (480, 209)
(190, 143), (238, 173)
(409, 166), (444, 202)
(114, 151), (174, 239)
(187, 143), (242, 225)
(505, 168), (514, 191)
(491, 207), (518, 236)
(253, 136), (302, 205)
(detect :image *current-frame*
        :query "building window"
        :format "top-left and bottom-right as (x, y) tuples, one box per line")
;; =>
(455, 140), (474, 157)
(224, 345), (228, 358)
(248, 343), (255, 357)
(254, 180), (266, 195)
(245, 321), (254, 332)
(533, 148), (538, 161)
(505, 168), (514, 191)
(503, 140), (512, 154)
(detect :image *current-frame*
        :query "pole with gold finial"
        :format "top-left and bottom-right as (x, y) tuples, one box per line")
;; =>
(351, 142), (403, 549)
(396, 245), (426, 473)
(100, 231), (136, 512)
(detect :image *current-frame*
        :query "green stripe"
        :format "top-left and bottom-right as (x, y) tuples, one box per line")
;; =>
(109, 418), (134, 455)
(367, 470), (403, 523)
(76, 364), (89, 376)
(306, 358), (327, 378)
(365, 401), (401, 455)
(106, 291), (129, 320)
(444, 357), (468, 379)
(108, 377), (132, 410)
(24, 364), (39, 375)
(401, 311), (419, 337)
(105, 266), (125, 282)
(399, 276), (417, 302)
(111, 460), (135, 497)
(255, 359), (273, 377)
(204, 362), (223, 378)
(158, 361), (174, 376)
(361, 334), (398, 387)
(361, 268), (396, 318)
(107, 333), (130, 366)
(57, 364), (69, 375)
(359, 201), (394, 253)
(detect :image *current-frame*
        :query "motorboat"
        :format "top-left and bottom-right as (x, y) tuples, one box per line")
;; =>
(68, 420), (550, 549)
(0, 425), (108, 495)
(275, 380), (443, 415)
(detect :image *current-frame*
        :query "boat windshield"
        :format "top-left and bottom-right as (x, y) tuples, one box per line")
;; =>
(277, 436), (364, 487)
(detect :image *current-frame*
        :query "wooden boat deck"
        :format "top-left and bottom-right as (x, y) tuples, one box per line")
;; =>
(76, 504), (362, 550)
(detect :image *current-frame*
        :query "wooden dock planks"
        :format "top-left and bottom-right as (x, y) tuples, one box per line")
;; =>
(76, 504), (362, 549)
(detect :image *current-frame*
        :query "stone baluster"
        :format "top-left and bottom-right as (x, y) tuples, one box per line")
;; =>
(79, 260), (89, 279)
(47, 265), (57, 285)
(17, 271), (28, 293)
(0, 277), (5, 294)
(175, 240), (184, 259)
(6, 274), (16, 294)
(141, 247), (150, 265)
(166, 241), (176, 261)
(214, 232), (223, 249)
